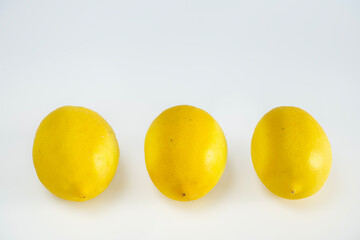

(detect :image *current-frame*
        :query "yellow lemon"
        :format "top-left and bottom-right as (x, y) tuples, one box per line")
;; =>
(251, 106), (332, 199)
(145, 105), (227, 201)
(33, 106), (119, 201)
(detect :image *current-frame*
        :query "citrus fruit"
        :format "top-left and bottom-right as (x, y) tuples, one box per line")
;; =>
(145, 105), (227, 201)
(33, 106), (119, 201)
(251, 106), (332, 199)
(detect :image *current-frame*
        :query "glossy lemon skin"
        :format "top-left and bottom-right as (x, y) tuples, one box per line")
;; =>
(145, 105), (227, 201)
(251, 106), (332, 199)
(33, 106), (119, 201)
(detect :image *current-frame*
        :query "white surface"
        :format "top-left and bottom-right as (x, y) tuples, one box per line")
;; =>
(1, 0), (360, 239)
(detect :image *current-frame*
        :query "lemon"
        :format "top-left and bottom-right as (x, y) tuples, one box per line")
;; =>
(33, 106), (119, 201)
(251, 106), (332, 199)
(145, 105), (227, 201)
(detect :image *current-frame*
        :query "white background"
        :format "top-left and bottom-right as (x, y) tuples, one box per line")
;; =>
(1, 0), (360, 239)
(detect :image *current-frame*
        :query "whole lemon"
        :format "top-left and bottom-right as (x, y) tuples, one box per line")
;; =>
(145, 105), (227, 201)
(251, 106), (332, 199)
(33, 106), (119, 201)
